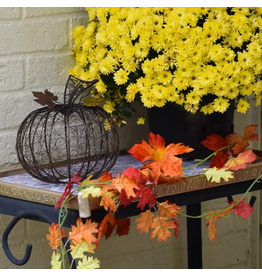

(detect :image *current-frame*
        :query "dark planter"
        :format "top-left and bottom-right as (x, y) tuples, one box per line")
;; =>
(147, 102), (234, 159)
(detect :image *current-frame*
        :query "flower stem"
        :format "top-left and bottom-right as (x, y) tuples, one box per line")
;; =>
(178, 173), (262, 220)
(182, 144), (234, 171)
(58, 200), (67, 269)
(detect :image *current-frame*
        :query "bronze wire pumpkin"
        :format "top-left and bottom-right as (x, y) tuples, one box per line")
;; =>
(16, 75), (119, 183)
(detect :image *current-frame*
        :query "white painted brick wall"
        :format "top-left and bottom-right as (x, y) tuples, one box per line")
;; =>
(0, 7), (260, 269)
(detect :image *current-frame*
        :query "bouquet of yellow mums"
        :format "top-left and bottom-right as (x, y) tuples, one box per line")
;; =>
(70, 7), (262, 126)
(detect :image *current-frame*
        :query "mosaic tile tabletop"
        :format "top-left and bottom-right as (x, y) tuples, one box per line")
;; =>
(0, 154), (210, 194)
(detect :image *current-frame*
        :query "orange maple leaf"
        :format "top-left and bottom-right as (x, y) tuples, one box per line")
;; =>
(96, 211), (116, 248)
(223, 149), (257, 171)
(136, 210), (155, 233)
(46, 223), (66, 249)
(127, 133), (165, 162)
(128, 133), (193, 184)
(207, 221), (217, 242)
(98, 170), (114, 182)
(111, 174), (139, 199)
(69, 218), (98, 245)
(150, 216), (177, 242)
(206, 203), (236, 241)
(100, 190), (117, 212)
(157, 201), (180, 218)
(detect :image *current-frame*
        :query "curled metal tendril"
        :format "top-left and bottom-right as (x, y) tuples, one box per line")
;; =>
(2, 210), (76, 268)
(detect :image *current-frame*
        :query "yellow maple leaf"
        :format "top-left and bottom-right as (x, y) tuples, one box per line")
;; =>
(81, 185), (102, 198)
(71, 240), (96, 259)
(204, 167), (234, 183)
(79, 175), (95, 188)
(77, 256), (100, 269)
(51, 251), (61, 269)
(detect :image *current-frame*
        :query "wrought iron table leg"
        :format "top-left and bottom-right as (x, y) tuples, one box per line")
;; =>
(2, 209), (76, 268)
(186, 202), (202, 269)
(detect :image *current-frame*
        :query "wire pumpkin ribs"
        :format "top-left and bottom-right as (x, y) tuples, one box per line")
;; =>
(16, 75), (119, 183)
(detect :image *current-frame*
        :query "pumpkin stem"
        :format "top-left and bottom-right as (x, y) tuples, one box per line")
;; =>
(64, 75), (98, 106)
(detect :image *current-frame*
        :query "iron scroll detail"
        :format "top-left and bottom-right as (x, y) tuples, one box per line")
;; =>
(2, 210), (75, 268)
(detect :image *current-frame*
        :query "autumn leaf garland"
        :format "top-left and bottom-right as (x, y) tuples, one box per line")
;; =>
(48, 127), (260, 269)
(201, 125), (259, 169)
(128, 132), (194, 184)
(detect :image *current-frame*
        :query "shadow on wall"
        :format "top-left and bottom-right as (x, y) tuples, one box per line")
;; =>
(118, 102), (150, 151)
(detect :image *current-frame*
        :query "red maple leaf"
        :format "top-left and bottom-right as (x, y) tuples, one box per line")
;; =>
(226, 125), (258, 156)
(96, 211), (115, 248)
(55, 172), (82, 209)
(118, 189), (134, 207)
(122, 166), (148, 185)
(202, 134), (228, 151)
(210, 150), (230, 168)
(233, 199), (253, 219)
(172, 218), (180, 239)
(115, 218), (131, 237)
(136, 185), (157, 211)
(202, 125), (258, 169)
(201, 134), (229, 168)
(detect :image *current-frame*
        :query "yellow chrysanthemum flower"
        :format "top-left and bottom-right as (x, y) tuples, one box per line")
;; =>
(237, 98), (250, 113)
(70, 7), (262, 123)
(201, 104), (214, 115)
(103, 101), (115, 114)
(126, 83), (138, 103)
(113, 68), (129, 85)
(255, 95), (262, 106)
(237, 51), (254, 69)
(186, 92), (201, 105)
(140, 91), (155, 108)
(184, 103), (199, 113)
(213, 97), (230, 113)
(137, 117), (145, 125)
